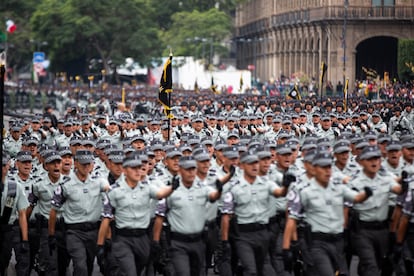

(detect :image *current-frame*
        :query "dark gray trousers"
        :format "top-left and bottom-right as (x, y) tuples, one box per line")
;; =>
(112, 234), (150, 276)
(352, 227), (388, 276)
(169, 238), (206, 276)
(65, 229), (98, 276)
(306, 238), (346, 276)
(234, 228), (270, 276)
(0, 224), (30, 276)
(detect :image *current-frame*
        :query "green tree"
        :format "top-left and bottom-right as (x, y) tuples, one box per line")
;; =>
(1, 0), (38, 75)
(398, 39), (414, 82)
(31, 0), (161, 75)
(161, 8), (232, 63)
(150, 0), (244, 31)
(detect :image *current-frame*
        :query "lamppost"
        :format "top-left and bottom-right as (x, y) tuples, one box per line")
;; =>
(29, 39), (48, 51)
(185, 37), (212, 65)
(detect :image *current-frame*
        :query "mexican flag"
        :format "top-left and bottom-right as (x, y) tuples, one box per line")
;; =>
(6, 20), (16, 33)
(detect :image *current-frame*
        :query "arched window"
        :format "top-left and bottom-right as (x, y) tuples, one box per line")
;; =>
(372, 0), (395, 6)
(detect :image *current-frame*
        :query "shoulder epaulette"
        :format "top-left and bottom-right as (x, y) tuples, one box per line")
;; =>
(378, 167), (388, 177)
(110, 182), (120, 189)
(62, 176), (71, 184)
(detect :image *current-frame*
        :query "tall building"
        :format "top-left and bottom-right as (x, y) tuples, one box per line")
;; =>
(235, 0), (414, 89)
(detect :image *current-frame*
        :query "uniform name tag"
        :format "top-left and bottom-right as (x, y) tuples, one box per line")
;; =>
(83, 188), (88, 193)
(5, 196), (15, 208)
(251, 189), (257, 195)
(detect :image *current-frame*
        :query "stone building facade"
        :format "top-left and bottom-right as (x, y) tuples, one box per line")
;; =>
(235, 0), (414, 88)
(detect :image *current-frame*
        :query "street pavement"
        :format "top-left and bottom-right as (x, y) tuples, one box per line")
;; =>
(7, 253), (364, 276)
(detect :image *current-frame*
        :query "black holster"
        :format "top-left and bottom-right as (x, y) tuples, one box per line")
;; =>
(349, 209), (360, 233)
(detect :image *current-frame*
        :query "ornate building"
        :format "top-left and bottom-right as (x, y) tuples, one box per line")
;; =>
(235, 0), (414, 88)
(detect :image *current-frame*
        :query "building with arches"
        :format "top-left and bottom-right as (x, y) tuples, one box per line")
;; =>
(234, 0), (414, 90)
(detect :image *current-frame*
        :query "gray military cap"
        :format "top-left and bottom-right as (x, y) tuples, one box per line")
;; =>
(358, 145), (382, 160)
(312, 151), (333, 167)
(179, 156), (197, 169)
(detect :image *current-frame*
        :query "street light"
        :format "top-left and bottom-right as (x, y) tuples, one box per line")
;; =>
(29, 39), (48, 51)
(185, 37), (212, 65)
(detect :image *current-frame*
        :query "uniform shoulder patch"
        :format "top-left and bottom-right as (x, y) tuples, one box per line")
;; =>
(223, 192), (233, 203)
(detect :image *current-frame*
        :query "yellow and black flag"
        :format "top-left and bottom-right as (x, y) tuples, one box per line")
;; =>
(159, 54), (173, 118)
(320, 62), (327, 85)
(194, 78), (199, 93)
(211, 76), (219, 94)
(288, 84), (301, 100)
(343, 79), (349, 112)
(239, 74), (243, 92)
(319, 62), (327, 98)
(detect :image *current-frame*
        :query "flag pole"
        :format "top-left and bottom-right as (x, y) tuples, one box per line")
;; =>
(319, 62), (324, 103)
(167, 49), (172, 141)
(344, 78), (349, 112)
(1, 58), (5, 175)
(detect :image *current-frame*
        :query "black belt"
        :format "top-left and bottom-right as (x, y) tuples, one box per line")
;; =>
(115, 228), (148, 237)
(269, 211), (285, 224)
(358, 220), (388, 230)
(238, 223), (267, 232)
(407, 222), (414, 234)
(311, 232), (343, 242)
(170, 232), (203, 242)
(206, 220), (216, 228)
(65, 222), (99, 231)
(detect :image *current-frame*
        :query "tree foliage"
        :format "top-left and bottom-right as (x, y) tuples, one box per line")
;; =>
(0, 0), (38, 72)
(1, 0), (239, 76)
(30, 0), (161, 74)
(161, 8), (232, 61)
(398, 39), (414, 82)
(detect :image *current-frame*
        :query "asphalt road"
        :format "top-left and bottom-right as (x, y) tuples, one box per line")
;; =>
(7, 254), (364, 276)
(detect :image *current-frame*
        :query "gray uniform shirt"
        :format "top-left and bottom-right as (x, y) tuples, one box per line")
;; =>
(102, 177), (158, 229)
(1, 177), (29, 225)
(30, 174), (66, 219)
(349, 170), (399, 222)
(51, 172), (108, 224)
(156, 180), (214, 234)
(222, 176), (279, 225)
(288, 178), (357, 234)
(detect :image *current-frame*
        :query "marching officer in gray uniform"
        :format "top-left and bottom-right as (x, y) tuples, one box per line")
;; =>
(27, 151), (66, 276)
(154, 155), (223, 276)
(395, 171), (414, 275)
(389, 106), (414, 138)
(221, 152), (292, 275)
(4, 124), (23, 158)
(348, 145), (408, 276)
(0, 154), (30, 276)
(283, 151), (372, 276)
(266, 143), (295, 275)
(97, 153), (177, 276)
(192, 147), (234, 273)
(48, 150), (111, 276)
